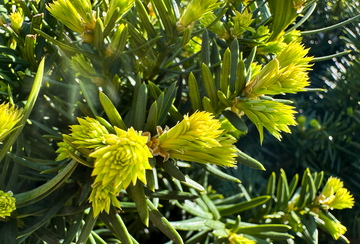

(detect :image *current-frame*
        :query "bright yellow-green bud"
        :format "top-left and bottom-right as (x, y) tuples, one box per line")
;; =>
(234, 99), (297, 143)
(244, 42), (312, 97)
(274, 62), (310, 94)
(318, 211), (348, 242)
(277, 42), (312, 69)
(46, 0), (86, 34)
(231, 9), (255, 38)
(89, 183), (121, 217)
(160, 112), (223, 150)
(69, 0), (94, 29)
(0, 102), (23, 143)
(90, 127), (152, 191)
(10, 11), (23, 32)
(321, 176), (343, 197)
(168, 135), (237, 167)
(229, 233), (256, 244)
(158, 111), (237, 167)
(329, 188), (354, 210)
(317, 177), (354, 210)
(0, 190), (16, 218)
(70, 117), (109, 149)
(105, 0), (135, 26)
(243, 59), (279, 97)
(177, 0), (221, 31)
(56, 141), (77, 161)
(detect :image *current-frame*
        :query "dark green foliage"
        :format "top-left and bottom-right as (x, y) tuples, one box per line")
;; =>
(0, 0), (358, 243)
